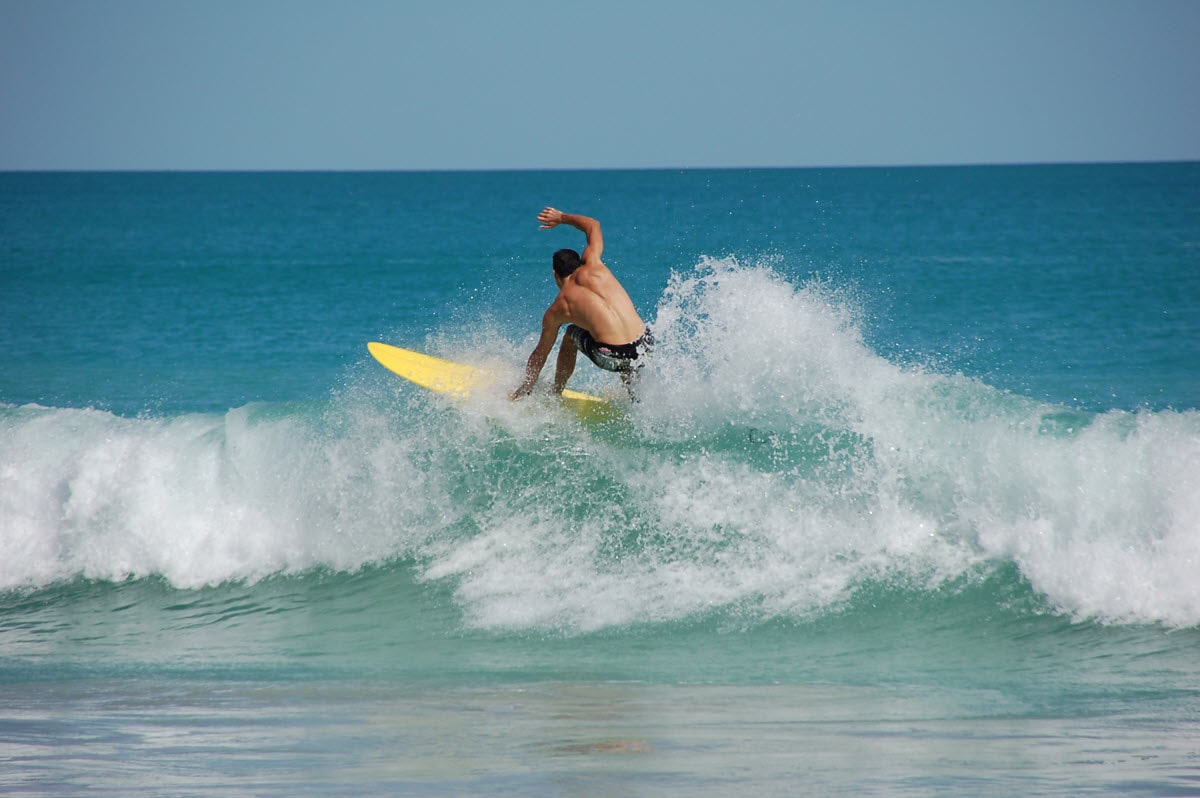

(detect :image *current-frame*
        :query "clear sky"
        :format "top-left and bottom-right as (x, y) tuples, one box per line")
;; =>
(2, 0), (1198, 170)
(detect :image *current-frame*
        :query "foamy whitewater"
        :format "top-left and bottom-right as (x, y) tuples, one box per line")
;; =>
(2, 167), (1198, 796)
(4, 260), (1197, 630)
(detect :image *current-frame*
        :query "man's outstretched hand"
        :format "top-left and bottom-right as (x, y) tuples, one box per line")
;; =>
(537, 207), (564, 229)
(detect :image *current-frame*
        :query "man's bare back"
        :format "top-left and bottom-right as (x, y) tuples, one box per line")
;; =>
(511, 207), (651, 399)
(552, 261), (645, 346)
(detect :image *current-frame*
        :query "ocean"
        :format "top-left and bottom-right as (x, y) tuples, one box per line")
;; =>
(1, 165), (1198, 795)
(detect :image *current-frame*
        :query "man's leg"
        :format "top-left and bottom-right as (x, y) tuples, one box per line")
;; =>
(553, 333), (578, 394)
(620, 367), (641, 401)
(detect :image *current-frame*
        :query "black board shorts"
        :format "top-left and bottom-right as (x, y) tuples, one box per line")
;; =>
(566, 325), (654, 373)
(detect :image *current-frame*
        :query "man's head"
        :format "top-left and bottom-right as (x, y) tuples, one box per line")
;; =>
(552, 248), (583, 280)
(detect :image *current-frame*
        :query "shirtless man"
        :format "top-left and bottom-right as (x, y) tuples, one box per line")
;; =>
(511, 207), (653, 399)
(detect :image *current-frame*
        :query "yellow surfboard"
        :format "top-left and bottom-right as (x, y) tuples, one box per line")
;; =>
(367, 342), (620, 421)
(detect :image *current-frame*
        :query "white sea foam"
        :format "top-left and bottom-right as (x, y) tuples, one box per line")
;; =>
(0, 402), (426, 589)
(3, 260), (1198, 628)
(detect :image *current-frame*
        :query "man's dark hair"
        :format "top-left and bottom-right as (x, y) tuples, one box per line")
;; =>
(552, 248), (583, 279)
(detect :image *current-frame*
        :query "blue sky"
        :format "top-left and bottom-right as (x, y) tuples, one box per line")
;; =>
(2, 0), (1197, 170)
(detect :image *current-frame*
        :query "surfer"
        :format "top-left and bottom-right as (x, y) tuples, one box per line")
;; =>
(511, 207), (653, 400)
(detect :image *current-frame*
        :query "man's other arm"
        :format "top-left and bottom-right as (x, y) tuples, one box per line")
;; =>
(511, 309), (564, 399)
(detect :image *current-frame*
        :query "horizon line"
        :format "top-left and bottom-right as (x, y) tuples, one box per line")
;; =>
(2, 157), (1198, 175)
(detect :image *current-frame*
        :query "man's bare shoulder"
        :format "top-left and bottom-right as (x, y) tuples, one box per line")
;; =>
(569, 262), (617, 289)
(544, 291), (572, 321)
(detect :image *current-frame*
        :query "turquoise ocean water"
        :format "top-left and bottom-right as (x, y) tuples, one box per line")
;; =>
(1, 165), (1199, 795)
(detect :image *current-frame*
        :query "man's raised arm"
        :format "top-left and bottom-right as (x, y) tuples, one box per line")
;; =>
(537, 207), (604, 265)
